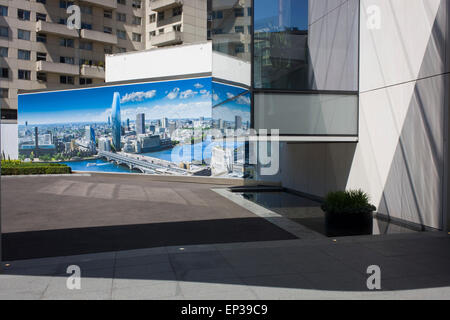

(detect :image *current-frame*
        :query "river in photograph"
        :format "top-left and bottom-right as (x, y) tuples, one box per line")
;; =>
(61, 159), (138, 173)
(63, 139), (244, 173)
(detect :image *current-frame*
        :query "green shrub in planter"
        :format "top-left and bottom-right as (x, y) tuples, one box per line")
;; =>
(321, 190), (376, 215)
(321, 190), (377, 237)
(1, 160), (72, 175)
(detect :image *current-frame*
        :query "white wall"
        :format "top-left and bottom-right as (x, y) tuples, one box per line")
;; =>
(105, 42), (212, 82)
(1, 122), (19, 160)
(273, 0), (448, 229)
(212, 52), (251, 86)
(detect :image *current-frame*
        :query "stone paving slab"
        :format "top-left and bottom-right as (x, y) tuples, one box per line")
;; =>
(0, 232), (450, 299)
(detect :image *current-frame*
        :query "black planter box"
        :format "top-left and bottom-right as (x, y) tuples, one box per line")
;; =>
(324, 211), (374, 237)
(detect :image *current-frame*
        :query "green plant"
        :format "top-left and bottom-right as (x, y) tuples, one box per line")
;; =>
(1, 160), (72, 175)
(321, 189), (376, 215)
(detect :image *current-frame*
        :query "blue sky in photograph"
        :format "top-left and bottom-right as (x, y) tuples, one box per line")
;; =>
(18, 77), (212, 125)
(212, 82), (250, 123)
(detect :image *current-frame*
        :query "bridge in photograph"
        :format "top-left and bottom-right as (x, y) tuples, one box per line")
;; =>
(98, 150), (188, 175)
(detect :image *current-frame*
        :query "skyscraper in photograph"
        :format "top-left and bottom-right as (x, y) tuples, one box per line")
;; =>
(111, 92), (121, 151)
(136, 113), (145, 135)
(162, 117), (168, 129)
(235, 116), (242, 130)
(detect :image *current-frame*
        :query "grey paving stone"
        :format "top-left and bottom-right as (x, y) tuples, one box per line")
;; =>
(115, 247), (167, 258)
(112, 281), (180, 300)
(43, 269), (113, 296)
(112, 272), (176, 290)
(174, 266), (239, 282)
(114, 262), (174, 280)
(169, 251), (229, 271)
(115, 253), (170, 268)
(302, 270), (370, 292)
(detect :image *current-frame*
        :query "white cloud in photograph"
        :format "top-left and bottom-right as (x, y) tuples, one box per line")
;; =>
(120, 90), (156, 103)
(179, 89), (198, 99)
(166, 88), (180, 100)
(121, 101), (211, 120)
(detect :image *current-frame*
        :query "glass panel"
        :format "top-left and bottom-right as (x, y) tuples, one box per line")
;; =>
(254, 0), (309, 90)
(254, 0), (359, 91)
(254, 93), (358, 136)
(211, 0), (251, 62)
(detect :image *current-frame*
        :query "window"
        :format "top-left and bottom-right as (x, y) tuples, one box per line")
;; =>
(117, 47), (126, 53)
(104, 10), (112, 18)
(0, 47), (8, 57)
(173, 24), (181, 32)
(36, 0), (46, 3)
(157, 11), (164, 21)
(18, 70), (31, 80)
(81, 22), (92, 30)
(173, 6), (182, 17)
(60, 56), (74, 64)
(117, 0), (126, 5)
(103, 26), (112, 34)
(36, 33), (46, 43)
(212, 28), (222, 35)
(37, 72), (47, 82)
(0, 26), (8, 38)
(60, 38), (74, 48)
(132, 32), (141, 42)
(159, 28), (164, 34)
(235, 26), (244, 33)
(59, 1), (74, 9)
(116, 12), (126, 22)
(132, 16), (141, 25)
(0, 88), (8, 98)
(36, 52), (46, 61)
(149, 31), (155, 39)
(1, 68), (8, 78)
(132, 0), (141, 9)
(79, 41), (93, 51)
(247, 7), (251, 16)
(18, 9), (30, 21)
(234, 8), (244, 17)
(80, 6), (92, 14)
(60, 75), (74, 84)
(149, 14), (156, 23)
(235, 43), (244, 54)
(18, 29), (30, 40)
(79, 78), (93, 85)
(0, 5), (7, 16)
(58, 18), (67, 25)
(104, 45), (112, 54)
(18, 49), (31, 60)
(117, 29), (126, 39)
(36, 13), (46, 22)
(254, 0), (311, 90)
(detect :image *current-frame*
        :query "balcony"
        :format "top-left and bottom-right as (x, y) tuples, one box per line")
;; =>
(150, 0), (183, 11)
(80, 0), (117, 9)
(36, 61), (79, 75)
(151, 31), (183, 47)
(80, 64), (105, 79)
(36, 20), (78, 38)
(156, 14), (182, 28)
(80, 29), (117, 45)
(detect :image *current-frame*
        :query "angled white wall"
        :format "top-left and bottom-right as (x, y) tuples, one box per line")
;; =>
(276, 0), (448, 229)
(105, 42), (212, 82)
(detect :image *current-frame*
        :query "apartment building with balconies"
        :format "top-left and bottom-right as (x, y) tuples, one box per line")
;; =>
(145, 0), (207, 49)
(0, 0), (207, 114)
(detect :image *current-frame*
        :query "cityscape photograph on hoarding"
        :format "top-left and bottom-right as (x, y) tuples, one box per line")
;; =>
(18, 77), (251, 178)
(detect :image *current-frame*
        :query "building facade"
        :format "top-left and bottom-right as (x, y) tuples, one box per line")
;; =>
(0, 0), (208, 114)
